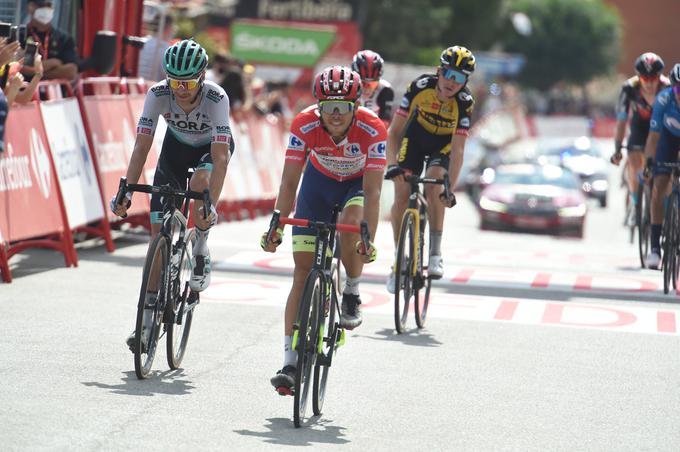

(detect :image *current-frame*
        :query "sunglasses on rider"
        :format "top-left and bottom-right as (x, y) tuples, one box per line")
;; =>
(362, 79), (379, 89)
(318, 100), (355, 115)
(167, 77), (202, 90)
(441, 68), (468, 83)
(640, 74), (660, 82)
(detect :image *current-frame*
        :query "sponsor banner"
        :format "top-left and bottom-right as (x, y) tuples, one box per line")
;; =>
(81, 97), (149, 220)
(40, 98), (104, 227)
(230, 20), (336, 67)
(234, 0), (361, 22)
(0, 104), (66, 242)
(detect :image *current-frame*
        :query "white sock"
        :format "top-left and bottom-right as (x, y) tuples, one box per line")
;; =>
(194, 227), (210, 256)
(284, 335), (297, 368)
(430, 230), (442, 257)
(343, 276), (360, 295)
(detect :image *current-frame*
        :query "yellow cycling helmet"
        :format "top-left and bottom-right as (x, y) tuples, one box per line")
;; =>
(440, 45), (475, 75)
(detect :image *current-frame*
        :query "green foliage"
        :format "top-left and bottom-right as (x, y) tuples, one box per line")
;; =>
(361, 0), (504, 65)
(502, 0), (621, 90)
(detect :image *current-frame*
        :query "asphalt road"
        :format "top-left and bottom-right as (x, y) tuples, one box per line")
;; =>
(2, 173), (680, 451)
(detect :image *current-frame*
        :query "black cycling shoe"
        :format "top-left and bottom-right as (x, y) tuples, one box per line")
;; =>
(271, 365), (296, 396)
(340, 293), (363, 330)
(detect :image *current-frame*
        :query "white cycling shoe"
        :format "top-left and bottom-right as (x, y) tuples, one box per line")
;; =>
(645, 251), (661, 270)
(189, 253), (211, 292)
(428, 255), (444, 279)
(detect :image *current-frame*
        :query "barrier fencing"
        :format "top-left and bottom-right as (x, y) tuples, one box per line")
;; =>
(0, 77), (286, 283)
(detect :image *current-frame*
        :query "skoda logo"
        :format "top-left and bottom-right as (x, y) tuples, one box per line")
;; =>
(30, 128), (51, 199)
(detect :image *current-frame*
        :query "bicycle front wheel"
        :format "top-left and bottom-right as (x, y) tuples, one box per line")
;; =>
(662, 194), (677, 294)
(637, 183), (651, 269)
(294, 269), (322, 428)
(134, 234), (169, 379)
(167, 229), (196, 370)
(394, 211), (417, 334)
(313, 273), (336, 416)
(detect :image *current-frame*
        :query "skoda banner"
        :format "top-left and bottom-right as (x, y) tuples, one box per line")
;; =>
(230, 21), (336, 67)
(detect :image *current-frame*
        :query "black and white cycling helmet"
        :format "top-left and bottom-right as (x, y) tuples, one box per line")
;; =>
(670, 63), (680, 86)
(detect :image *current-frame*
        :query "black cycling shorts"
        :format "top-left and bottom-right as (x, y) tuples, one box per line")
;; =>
(397, 121), (450, 175)
(627, 118), (650, 152)
(150, 131), (213, 223)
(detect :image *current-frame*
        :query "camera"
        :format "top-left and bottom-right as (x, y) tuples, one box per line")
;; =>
(2, 23), (28, 48)
(24, 42), (38, 67)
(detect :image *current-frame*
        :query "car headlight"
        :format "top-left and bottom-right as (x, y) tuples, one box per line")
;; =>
(479, 196), (508, 213)
(558, 204), (586, 217)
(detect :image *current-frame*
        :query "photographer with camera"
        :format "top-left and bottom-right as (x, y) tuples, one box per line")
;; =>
(23, 0), (78, 81)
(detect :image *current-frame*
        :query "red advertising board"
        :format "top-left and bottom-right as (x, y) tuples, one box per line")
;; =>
(80, 94), (151, 220)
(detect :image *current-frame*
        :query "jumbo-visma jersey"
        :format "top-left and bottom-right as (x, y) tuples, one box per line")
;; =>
(396, 74), (474, 136)
(285, 105), (388, 182)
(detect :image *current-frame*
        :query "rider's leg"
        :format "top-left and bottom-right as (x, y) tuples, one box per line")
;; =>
(650, 174), (670, 253)
(627, 149), (644, 201)
(189, 167), (212, 255)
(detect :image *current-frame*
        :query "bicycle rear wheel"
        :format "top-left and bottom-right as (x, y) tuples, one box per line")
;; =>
(662, 195), (676, 294)
(134, 234), (169, 379)
(167, 229), (196, 370)
(394, 211), (416, 334)
(637, 183), (651, 269)
(313, 275), (336, 416)
(671, 195), (680, 291)
(294, 270), (322, 428)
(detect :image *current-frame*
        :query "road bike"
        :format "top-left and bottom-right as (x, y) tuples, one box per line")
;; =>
(390, 173), (452, 333)
(659, 162), (680, 294)
(636, 171), (653, 269)
(266, 209), (369, 427)
(114, 176), (211, 379)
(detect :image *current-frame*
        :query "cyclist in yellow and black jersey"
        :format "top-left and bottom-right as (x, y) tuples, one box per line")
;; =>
(385, 45), (475, 290)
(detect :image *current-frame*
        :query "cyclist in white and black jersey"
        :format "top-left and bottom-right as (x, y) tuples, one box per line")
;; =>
(352, 50), (395, 127)
(110, 39), (233, 352)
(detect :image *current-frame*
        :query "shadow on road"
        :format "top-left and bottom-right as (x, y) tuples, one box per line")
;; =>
(81, 370), (195, 397)
(234, 417), (350, 446)
(354, 328), (443, 347)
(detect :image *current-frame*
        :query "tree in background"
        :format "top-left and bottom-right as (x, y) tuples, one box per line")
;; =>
(361, 0), (505, 66)
(502, 0), (621, 91)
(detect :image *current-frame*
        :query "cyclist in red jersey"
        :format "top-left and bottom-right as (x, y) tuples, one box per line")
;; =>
(261, 66), (386, 392)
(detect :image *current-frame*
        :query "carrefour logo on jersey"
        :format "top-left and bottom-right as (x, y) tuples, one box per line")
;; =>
(288, 134), (305, 151)
(368, 141), (386, 159)
(345, 143), (361, 157)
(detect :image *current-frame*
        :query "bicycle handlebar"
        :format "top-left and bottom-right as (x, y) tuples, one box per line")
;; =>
(266, 209), (369, 245)
(115, 177), (212, 220)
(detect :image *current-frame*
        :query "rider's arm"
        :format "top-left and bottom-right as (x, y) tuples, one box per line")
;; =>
(208, 142), (230, 202)
(386, 113), (407, 166)
(362, 169), (383, 241)
(614, 83), (631, 151)
(447, 134), (467, 188)
(377, 84), (395, 122)
(273, 161), (304, 218)
(644, 90), (670, 164)
(124, 134), (154, 184)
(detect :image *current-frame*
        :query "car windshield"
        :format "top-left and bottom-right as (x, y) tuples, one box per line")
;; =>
(494, 167), (579, 189)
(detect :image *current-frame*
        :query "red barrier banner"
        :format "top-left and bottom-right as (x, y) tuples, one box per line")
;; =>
(81, 95), (150, 220)
(0, 104), (68, 241)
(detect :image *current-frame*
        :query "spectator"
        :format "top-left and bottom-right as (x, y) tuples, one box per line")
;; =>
(23, 1), (78, 81)
(137, 13), (175, 81)
(205, 52), (229, 85)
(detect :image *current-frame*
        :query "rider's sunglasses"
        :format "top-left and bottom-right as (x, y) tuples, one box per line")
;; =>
(441, 68), (468, 84)
(167, 77), (202, 90)
(318, 100), (355, 115)
(640, 74), (660, 82)
(362, 79), (379, 89)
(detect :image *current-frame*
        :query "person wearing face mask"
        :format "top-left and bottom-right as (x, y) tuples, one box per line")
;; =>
(384, 45), (475, 288)
(24, 0), (78, 81)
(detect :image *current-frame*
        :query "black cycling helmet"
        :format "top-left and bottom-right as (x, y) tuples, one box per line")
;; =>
(440, 45), (475, 75)
(634, 52), (664, 76)
(670, 63), (680, 86)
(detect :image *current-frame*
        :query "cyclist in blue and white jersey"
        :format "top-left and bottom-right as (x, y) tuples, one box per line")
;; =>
(110, 39), (233, 350)
(643, 63), (680, 269)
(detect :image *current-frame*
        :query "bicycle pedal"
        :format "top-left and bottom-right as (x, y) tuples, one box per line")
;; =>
(275, 386), (293, 396)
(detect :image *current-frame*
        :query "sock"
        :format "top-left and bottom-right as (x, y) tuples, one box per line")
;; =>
(631, 191), (638, 205)
(284, 335), (297, 368)
(194, 227), (210, 256)
(651, 224), (662, 251)
(343, 276), (360, 295)
(430, 230), (443, 256)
